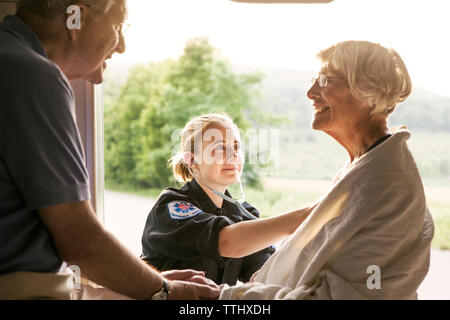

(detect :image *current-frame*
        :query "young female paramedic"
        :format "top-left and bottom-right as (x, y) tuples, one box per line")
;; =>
(141, 114), (316, 285)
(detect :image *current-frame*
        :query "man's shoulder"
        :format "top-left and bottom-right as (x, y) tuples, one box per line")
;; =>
(0, 39), (70, 93)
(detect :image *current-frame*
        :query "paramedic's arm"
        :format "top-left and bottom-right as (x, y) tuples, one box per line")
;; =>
(38, 200), (220, 300)
(218, 204), (317, 258)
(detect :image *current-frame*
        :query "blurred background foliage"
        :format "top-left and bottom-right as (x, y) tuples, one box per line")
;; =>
(104, 38), (283, 189)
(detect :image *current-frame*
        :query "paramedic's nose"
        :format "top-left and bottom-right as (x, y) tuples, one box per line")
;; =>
(225, 147), (239, 164)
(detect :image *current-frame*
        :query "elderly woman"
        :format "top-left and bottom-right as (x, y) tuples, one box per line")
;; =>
(220, 40), (435, 300)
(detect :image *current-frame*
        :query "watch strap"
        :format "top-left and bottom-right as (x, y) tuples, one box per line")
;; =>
(150, 278), (170, 300)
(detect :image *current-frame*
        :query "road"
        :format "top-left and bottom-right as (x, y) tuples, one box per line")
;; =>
(104, 190), (450, 300)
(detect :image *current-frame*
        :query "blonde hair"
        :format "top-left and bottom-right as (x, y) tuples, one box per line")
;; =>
(317, 40), (412, 115)
(170, 113), (239, 183)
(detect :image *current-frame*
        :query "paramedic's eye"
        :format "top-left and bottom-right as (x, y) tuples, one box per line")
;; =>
(234, 143), (241, 151)
(215, 144), (225, 151)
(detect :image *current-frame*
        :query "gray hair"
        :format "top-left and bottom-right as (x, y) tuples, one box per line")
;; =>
(318, 41), (412, 116)
(17, 0), (118, 17)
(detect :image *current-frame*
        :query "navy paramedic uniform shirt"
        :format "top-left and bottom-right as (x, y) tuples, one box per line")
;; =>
(141, 179), (275, 285)
(0, 16), (90, 275)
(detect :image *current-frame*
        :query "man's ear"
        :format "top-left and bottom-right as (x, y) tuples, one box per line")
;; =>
(66, 3), (88, 41)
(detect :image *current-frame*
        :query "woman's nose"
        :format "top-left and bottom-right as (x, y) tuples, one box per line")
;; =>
(307, 82), (320, 100)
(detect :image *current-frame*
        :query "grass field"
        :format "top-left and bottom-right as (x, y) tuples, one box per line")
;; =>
(429, 203), (450, 250)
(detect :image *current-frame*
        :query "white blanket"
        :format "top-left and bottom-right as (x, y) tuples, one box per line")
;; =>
(220, 127), (434, 300)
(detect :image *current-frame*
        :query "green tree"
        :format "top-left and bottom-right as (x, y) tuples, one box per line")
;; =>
(105, 38), (275, 189)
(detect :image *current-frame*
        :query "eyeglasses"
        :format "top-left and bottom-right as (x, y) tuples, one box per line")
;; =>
(115, 22), (130, 38)
(311, 73), (343, 88)
(86, 4), (130, 37)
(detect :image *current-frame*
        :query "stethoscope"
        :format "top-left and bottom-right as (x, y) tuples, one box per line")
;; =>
(187, 166), (257, 220)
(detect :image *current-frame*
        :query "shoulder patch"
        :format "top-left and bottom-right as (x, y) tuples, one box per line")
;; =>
(167, 201), (203, 220)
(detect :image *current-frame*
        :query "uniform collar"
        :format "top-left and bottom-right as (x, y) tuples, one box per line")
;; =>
(0, 15), (48, 59)
(186, 178), (233, 213)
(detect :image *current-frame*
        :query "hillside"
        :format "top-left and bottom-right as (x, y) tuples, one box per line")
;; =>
(104, 62), (450, 132)
(232, 65), (450, 132)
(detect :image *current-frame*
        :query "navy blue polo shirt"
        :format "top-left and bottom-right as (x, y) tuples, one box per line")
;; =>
(141, 179), (275, 285)
(0, 15), (90, 274)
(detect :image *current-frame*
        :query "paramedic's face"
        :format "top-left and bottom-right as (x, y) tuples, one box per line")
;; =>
(307, 65), (367, 136)
(196, 125), (244, 188)
(67, 1), (127, 84)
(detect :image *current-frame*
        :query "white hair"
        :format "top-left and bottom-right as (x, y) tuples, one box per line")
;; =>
(17, 0), (119, 17)
(318, 40), (412, 116)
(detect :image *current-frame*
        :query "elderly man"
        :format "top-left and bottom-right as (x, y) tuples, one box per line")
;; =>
(0, 0), (220, 300)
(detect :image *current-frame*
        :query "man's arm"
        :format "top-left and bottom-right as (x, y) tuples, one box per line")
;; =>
(38, 200), (219, 300)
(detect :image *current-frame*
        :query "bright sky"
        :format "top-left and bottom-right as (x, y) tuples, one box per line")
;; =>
(112, 0), (450, 97)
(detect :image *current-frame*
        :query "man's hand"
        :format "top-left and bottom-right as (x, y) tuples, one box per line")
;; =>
(162, 269), (217, 286)
(161, 269), (205, 281)
(168, 280), (221, 300)
(163, 269), (221, 300)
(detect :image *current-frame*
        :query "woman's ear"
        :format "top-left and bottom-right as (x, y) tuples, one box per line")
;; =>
(183, 152), (195, 166)
(66, 3), (88, 42)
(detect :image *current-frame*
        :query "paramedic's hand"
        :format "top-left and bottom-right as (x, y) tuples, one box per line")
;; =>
(168, 280), (220, 300)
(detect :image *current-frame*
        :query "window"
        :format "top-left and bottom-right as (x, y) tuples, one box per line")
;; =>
(101, 0), (450, 299)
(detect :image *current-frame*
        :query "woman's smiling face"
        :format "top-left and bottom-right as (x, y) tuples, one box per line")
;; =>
(307, 66), (368, 136)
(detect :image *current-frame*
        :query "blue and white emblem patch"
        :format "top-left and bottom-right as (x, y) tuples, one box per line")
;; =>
(167, 201), (203, 220)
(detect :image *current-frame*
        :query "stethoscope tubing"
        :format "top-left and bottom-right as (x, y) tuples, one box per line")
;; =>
(188, 167), (257, 220)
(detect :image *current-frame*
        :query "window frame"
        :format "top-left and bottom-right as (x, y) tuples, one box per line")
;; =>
(71, 81), (105, 224)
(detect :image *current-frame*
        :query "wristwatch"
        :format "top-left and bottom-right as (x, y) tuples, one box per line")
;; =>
(150, 278), (170, 300)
